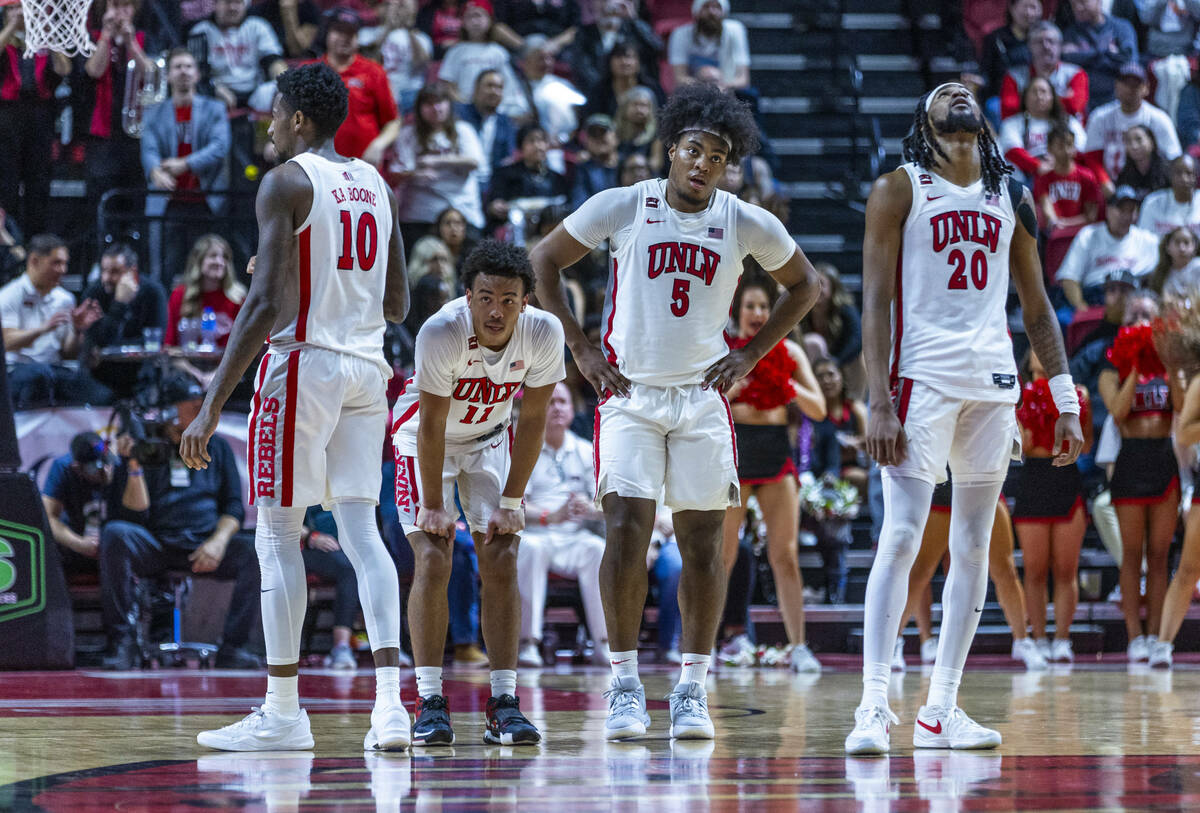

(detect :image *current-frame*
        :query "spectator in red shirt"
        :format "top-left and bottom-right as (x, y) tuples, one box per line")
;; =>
(417, 0), (466, 58)
(1034, 124), (1102, 230)
(322, 6), (400, 165)
(999, 21), (1088, 120)
(0, 3), (70, 236)
(165, 233), (245, 350)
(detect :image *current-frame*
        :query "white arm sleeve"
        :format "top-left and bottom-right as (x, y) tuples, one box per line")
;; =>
(562, 186), (639, 249)
(412, 317), (464, 397)
(524, 313), (567, 388)
(737, 201), (798, 272)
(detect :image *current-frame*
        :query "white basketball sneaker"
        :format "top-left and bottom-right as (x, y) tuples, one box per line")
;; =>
(1012, 637), (1048, 671)
(668, 681), (715, 739)
(891, 636), (907, 672)
(913, 705), (1001, 749)
(1148, 638), (1173, 669)
(920, 636), (939, 664)
(788, 643), (822, 673)
(364, 699), (411, 751)
(197, 707), (315, 751)
(603, 676), (651, 740)
(1128, 635), (1151, 662)
(844, 704), (899, 755)
(1049, 638), (1075, 664)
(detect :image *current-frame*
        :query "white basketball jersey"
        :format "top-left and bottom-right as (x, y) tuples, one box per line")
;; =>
(603, 178), (741, 387)
(893, 163), (1019, 403)
(392, 297), (566, 455)
(269, 152), (393, 376)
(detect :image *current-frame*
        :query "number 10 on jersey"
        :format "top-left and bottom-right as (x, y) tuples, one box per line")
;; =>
(337, 210), (378, 271)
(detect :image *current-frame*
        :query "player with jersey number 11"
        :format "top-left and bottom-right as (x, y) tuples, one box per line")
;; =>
(531, 82), (821, 742)
(844, 82), (1084, 756)
(180, 62), (411, 754)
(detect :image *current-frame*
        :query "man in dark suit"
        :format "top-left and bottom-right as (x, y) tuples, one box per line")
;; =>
(456, 69), (518, 195)
(140, 47), (231, 285)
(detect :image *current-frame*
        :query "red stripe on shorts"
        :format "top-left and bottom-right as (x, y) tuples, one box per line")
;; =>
(408, 456), (420, 507)
(719, 392), (738, 468)
(896, 377), (914, 425)
(246, 353), (271, 505)
(296, 228), (312, 342)
(281, 349), (301, 507)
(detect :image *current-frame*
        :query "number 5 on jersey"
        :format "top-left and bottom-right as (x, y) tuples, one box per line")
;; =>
(336, 210), (378, 271)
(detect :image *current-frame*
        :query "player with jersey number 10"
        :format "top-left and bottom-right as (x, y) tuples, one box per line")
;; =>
(844, 82), (1084, 757)
(531, 83), (821, 742)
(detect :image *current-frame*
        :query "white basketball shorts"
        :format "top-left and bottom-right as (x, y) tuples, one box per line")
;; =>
(595, 382), (739, 512)
(247, 346), (388, 509)
(394, 427), (513, 537)
(886, 377), (1020, 486)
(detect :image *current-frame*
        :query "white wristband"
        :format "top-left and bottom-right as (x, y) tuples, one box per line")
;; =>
(1048, 374), (1080, 416)
(499, 496), (523, 511)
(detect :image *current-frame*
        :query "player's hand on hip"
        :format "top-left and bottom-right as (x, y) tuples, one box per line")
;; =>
(485, 507), (524, 543)
(179, 410), (217, 470)
(1052, 412), (1084, 466)
(866, 406), (907, 467)
(703, 348), (754, 393)
(416, 505), (456, 541)
(575, 343), (631, 398)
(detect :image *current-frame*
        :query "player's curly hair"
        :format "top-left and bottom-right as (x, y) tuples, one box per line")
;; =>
(658, 82), (759, 166)
(462, 239), (535, 295)
(276, 63), (349, 140)
(903, 91), (1011, 195)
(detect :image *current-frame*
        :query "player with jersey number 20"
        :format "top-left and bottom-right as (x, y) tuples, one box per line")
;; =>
(844, 83), (1084, 756)
(531, 83), (820, 742)
(180, 63), (411, 754)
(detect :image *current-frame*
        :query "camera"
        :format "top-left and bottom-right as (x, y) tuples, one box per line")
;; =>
(115, 402), (178, 467)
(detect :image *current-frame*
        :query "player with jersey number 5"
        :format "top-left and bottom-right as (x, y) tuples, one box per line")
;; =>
(530, 83), (821, 741)
(392, 239), (566, 747)
(179, 63), (411, 753)
(844, 83), (1084, 756)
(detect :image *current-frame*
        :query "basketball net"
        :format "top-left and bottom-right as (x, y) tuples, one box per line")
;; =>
(18, 0), (95, 57)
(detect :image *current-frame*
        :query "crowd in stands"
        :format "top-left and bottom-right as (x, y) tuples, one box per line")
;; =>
(5, 0), (1200, 672)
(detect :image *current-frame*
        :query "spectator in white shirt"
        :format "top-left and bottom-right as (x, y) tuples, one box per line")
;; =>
(517, 382), (608, 668)
(508, 35), (584, 147)
(1082, 62), (1181, 192)
(1147, 226), (1200, 298)
(189, 0), (286, 107)
(360, 0), (433, 113)
(0, 234), (106, 408)
(668, 0), (750, 90)
(1138, 155), (1200, 237)
(437, 0), (526, 118)
(1056, 185), (1160, 311)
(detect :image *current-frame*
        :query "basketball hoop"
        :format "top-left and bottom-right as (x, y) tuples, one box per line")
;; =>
(18, 0), (96, 58)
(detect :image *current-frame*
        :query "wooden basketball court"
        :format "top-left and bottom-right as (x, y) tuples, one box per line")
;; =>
(3, 657), (1199, 810)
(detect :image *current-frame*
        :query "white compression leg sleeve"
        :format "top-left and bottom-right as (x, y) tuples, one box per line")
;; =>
(256, 506), (309, 666)
(860, 475), (934, 708)
(929, 478), (1005, 707)
(332, 500), (401, 652)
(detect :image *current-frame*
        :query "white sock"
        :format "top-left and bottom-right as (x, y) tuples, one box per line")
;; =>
(490, 669), (518, 698)
(678, 652), (710, 686)
(610, 650), (639, 682)
(375, 666), (401, 706)
(264, 674), (299, 718)
(415, 666), (442, 699)
(927, 665), (962, 709)
(859, 662), (890, 710)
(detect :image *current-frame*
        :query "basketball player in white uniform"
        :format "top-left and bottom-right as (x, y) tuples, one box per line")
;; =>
(530, 83), (820, 740)
(180, 63), (411, 752)
(845, 83), (1084, 754)
(395, 239), (565, 746)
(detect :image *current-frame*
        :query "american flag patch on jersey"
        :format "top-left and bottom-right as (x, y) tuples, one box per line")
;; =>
(708, 226), (724, 238)
(918, 173), (933, 185)
(342, 170), (354, 181)
(510, 360), (524, 371)
(985, 192), (1001, 206)
(646, 197), (659, 208)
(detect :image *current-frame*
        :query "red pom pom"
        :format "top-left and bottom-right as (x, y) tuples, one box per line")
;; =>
(728, 337), (798, 410)
(1106, 324), (1166, 380)
(1016, 378), (1090, 450)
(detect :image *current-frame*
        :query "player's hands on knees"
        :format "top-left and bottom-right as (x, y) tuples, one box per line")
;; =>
(575, 343), (631, 398)
(1052, 412), (1084, 466)
(416, 504), (457, 540)
(866, 405), (907, 467)
(485, 507), (524, 544)
(703, 347), (754, 393)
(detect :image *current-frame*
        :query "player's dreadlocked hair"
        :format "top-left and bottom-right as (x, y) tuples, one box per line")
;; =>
(462, 239), (535, 295)
(902, 91), (1011, 195)
(276, 63), (349, 139)
(658, 82), (759, 166)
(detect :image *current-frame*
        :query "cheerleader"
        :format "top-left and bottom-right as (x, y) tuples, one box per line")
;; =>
(1014, 350), (1093, 663)
(719, 274), (826, 673)
(1098, 292), (1184, 662)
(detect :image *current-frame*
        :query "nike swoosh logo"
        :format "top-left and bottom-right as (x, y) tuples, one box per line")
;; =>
(917, 719), (942, 734)
(611, 659), (631, 664)
(260, 587), (277, 593)
(646, 218), (665, 224)
(682, 662), (704, 666)
(973, 606), (983, 614)
(927, 195), (945, 201)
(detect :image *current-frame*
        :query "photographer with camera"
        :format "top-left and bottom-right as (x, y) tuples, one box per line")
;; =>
(99, 373), (262, 670)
